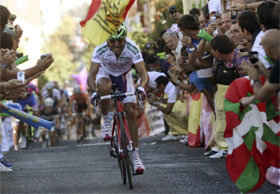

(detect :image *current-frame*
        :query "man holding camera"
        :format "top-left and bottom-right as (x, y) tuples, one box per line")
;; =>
(241, 29), (280, 106)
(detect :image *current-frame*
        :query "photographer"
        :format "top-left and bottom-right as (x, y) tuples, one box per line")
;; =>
(241, 29), (280, 106)
(237, 11), (270, 68)
(144, 53), (171, 76)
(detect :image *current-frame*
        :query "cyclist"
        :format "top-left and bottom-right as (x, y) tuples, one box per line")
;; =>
(70, 85), (91, 143)
(39, 98), (59, 147)
(88, 24), (148, 174)
(42, 82), (61, 112)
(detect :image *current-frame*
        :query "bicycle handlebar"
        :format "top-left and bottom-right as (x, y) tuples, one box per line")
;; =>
(93, 91), (144, 110)
(99, 91), (135, 100)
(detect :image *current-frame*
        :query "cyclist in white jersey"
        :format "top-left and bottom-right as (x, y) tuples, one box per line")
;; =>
(88, 24), (148, 174)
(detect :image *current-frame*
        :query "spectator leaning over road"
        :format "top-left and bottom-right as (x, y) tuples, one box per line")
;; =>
(143, 53), (171, 76)
(146, 75), (187, 141)
(237, 11), (270, 68)
(177, 14), (215, 114)
(221, 11), (233, 34)
(199, 4), (210, 28)
(211, 35), (246, 76)
(241, 29), (280, 106)
(162, 31), (182, 61)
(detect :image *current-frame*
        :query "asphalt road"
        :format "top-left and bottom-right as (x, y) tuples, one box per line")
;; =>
(0, 135), (277, 193)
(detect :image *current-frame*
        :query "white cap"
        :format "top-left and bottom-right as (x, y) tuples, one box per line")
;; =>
(44, 98), (54, 107)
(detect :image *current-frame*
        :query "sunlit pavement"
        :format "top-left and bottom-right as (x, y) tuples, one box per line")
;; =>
(1, 135), (277, 193)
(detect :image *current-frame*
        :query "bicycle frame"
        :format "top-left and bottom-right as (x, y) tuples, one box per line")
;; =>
(96, 90), (142, 189)
(111, 97), (133, 155)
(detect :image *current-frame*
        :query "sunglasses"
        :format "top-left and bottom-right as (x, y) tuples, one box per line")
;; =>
(108, 38), (125, 44)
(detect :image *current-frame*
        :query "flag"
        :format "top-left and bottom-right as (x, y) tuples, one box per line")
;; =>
(72, 67), (88, 92)
(188, 92), (203, 147)
(223, 77), (280, 193)
(80, 0), (135, 46)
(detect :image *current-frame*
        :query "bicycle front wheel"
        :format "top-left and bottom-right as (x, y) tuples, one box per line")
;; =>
(118, 158), (126, 185)
(118, 112), (133, 189)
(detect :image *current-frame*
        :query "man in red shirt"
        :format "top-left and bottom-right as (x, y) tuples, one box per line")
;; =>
(70, 85), (91, 143)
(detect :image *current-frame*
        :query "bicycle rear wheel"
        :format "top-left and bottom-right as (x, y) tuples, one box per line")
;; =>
(118, 113), (133, 189)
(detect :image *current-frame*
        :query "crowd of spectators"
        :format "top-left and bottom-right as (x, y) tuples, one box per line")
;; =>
(0, 5), (54, 171)
(139, 0), (279, 191)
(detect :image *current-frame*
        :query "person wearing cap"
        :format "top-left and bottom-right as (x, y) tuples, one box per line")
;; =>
(144, 53), (171, 76)
(88, 24), (148, 175)
(70, 85), (90, 143)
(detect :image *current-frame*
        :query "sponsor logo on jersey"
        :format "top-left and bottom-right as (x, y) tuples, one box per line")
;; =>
(126, 42), (139, 55)
(96, 45), (109, 56)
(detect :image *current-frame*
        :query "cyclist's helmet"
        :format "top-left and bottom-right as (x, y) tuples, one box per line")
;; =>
(44, 97), (54, 107)
(45, 82), (54, 90)
(74, 85), (81, 94)
(108, 24), (127, 40)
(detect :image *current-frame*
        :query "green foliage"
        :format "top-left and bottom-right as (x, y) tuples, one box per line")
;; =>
(40, 13), (79, 85)
(130, 0), (183, 50)
(128, 24), (149, 51)
(150, 0), (183, 40)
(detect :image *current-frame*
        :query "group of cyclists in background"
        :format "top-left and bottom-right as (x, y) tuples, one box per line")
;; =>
(11, 81), (101, 150)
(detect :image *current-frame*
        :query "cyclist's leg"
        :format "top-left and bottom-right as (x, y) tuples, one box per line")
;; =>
(96, 72), (113, 140)
(76, 114), (83, 141)
(97, 78), (112, 115)
(12, 119), (20, 151)
(20, 123), (28, 149)
(123, 103), (138, 148)
(122, 71), (144, 174)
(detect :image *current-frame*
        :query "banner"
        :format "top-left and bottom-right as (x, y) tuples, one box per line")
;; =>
(163, 95), (188, 136)
(145, 103), (165, 136)
(213, 84), (229, 149)
(188, 93), (202, 147)
(80, 0), (135, 46)
(72, 67), (88, 92)
(200, 94), (215, 149)
(2, 103), (54, 130)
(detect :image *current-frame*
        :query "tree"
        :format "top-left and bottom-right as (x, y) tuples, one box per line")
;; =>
(40, 13), (79, 87)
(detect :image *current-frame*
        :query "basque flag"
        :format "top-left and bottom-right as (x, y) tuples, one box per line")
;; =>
(223, 77), (280, 193)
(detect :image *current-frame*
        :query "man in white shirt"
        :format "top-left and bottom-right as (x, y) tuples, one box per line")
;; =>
(147, 75), (177, 116)
(237, 11), (271, 68)
(88, 24), (148, 174)
(162, 31), (182, 60)
(208, 0), (223, 17)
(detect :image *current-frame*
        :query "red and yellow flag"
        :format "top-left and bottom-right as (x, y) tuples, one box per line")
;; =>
(80, 0), (135, 46)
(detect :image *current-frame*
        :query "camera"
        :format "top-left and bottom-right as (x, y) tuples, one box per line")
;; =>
(248, 51), (258, 64)
(168, 5), (177, 15)
(16, 52), (23, 58)
(40, 52), (51, 59)
(231, 10), (238, 20)
(17, 71), (25, 83)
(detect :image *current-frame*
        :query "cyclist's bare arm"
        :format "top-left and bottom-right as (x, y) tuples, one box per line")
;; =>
(88, 62), (100, 92)
(134, 61), (148, 88)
